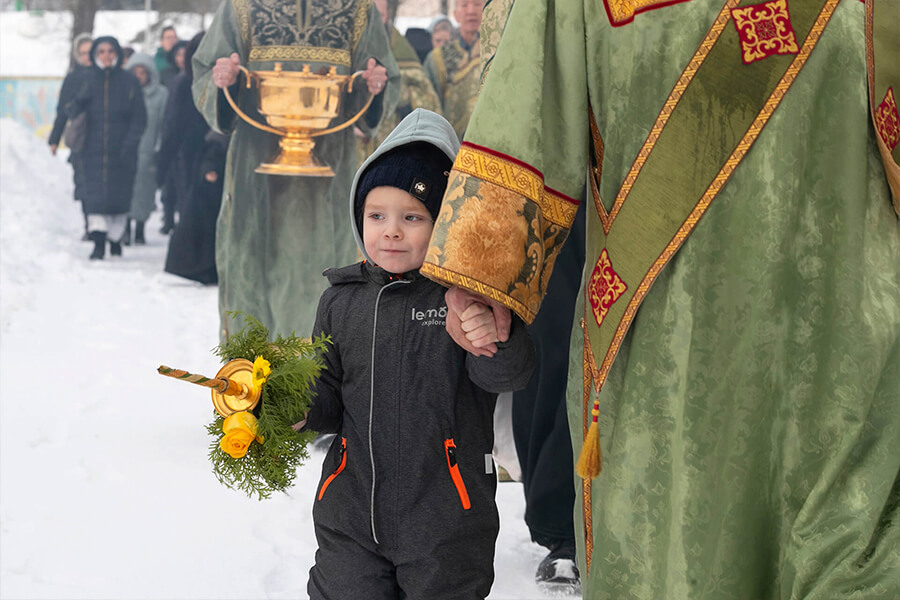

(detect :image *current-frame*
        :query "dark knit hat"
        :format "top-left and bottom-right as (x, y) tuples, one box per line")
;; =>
(355, 142), (453, 233)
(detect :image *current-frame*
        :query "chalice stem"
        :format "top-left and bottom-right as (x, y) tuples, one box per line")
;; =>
(157, 365), (248, 398)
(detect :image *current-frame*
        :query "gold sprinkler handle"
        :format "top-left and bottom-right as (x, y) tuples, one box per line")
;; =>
(311, 70), (376, 138)
(221, 64), (286, 137)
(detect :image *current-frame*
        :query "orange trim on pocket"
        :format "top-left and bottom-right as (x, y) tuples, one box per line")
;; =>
(444, 438), (471, 510)
(317, 437), (347, 501)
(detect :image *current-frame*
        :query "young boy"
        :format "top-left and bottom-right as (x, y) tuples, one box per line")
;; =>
(301, 109), (535, 599)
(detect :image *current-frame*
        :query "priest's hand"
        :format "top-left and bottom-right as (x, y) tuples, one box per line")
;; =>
(445, 285), (512, 357)
(361, 58), (387, 95)
(212, 53), (241, 89)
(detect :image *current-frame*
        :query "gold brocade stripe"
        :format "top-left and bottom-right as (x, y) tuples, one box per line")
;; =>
(352, 0), (370, 50)
(454, 143), (580, 228)
(419, 263), (535, 323)
(865, 0), (875, 113)
(248, 45), (351, 66)
(580, 318), (595, 575)
(604, 0), (739, 230)
(588, 105), (611, 233)
(593, 0), (841, 391)
(234, 0), (251, 47)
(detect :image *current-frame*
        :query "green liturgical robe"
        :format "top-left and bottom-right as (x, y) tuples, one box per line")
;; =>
(423, 33), (482, 140)
(358, 24), (441, 159)
(422, 0), (900, 597)
(192, 0), (399, 340)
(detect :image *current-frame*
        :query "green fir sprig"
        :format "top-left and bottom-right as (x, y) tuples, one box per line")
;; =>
(207, 312), (329, 500)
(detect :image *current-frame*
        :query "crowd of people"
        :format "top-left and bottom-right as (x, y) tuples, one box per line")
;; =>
(47, 1), (900, 599)
(48, 25), (225, 283)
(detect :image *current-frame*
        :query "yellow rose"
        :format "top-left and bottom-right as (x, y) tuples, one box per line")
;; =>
(220, 411), (262, 458)
(251, 355), (272, 391)
(219, 428), (255, 459)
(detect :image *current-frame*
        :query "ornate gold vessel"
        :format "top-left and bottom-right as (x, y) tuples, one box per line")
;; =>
(224, 63), (374, 176)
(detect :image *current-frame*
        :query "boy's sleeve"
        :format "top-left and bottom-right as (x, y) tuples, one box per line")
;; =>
(464, 316), (535, 393)
(303, 291), (345, 433)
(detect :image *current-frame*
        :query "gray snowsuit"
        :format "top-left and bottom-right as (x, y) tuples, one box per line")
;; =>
(305, 110), (536, 600)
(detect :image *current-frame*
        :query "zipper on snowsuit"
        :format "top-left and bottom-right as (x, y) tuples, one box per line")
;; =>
(368, 278), (411, 544)
(317, 437), (347, 501)
(444, 438), (471, 510)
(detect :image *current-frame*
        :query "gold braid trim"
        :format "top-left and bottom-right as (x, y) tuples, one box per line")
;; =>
(594, 0), (842, 390)
(604, 0), (738, 232)
(234, 0), (251, 48)
(419, 263), (535, 323)
(580, 317), (595, 574)
(352, 0), (371, 51)
(453, 144), (579, 228)
(248, 45), (351, 66)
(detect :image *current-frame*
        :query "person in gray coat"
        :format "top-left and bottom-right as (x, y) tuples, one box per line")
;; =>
(125, 53), (168, 245)
(299, 109), (535, 600)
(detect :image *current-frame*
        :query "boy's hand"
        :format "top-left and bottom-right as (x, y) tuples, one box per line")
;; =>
(445, 286), (512, 357)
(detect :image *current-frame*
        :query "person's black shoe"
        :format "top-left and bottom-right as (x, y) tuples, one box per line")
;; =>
(535, 540), (581, 597)
(88, 231), (106, 260)
(109, 239), (122, 257)
(134, 220), (146, 245)
(121, 219), (132, 246)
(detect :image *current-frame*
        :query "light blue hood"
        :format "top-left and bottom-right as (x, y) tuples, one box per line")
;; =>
(350, 109), (460, 261)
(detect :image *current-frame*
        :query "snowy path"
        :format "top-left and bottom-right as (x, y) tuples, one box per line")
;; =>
(0, 120), (549, 600)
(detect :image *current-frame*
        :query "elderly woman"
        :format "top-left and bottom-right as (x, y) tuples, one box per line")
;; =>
(68, 36), (147, 260)
(125, 53), (168, 245)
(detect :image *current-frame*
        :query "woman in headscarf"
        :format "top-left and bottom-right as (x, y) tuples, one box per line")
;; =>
(67, 36), (147, 260)
(162, 32), (223, 284)
(125, 53), (168, 245)
(48, 32), (92, 239)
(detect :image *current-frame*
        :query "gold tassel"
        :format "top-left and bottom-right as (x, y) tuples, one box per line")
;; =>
(576, 398), (602, 479)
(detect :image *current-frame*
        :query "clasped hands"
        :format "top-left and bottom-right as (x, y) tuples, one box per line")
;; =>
(445, 286), (513, 358)
(212, 53), (387, 96)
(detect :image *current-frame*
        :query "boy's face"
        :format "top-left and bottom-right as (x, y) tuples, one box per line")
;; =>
(362, 186), (434, 274)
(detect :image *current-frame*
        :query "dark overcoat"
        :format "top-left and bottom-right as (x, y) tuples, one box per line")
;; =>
(68, 36), (147, 215)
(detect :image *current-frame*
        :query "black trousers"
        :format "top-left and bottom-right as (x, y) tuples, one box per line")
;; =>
(512, 199), (585, 549)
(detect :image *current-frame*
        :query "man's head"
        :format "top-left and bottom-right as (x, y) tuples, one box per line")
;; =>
(356, 142), (452, 273)
(160, 26), (177, 52)
(453, 0), (484, 42)
(430, 17), (453, 48)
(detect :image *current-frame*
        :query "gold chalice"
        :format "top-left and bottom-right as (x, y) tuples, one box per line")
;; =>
(223, 63), (374, 176)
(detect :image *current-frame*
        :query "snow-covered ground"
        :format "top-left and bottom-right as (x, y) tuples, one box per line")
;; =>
(0, 116), (549, 598)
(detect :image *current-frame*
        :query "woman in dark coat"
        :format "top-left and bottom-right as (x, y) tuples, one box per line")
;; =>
(48, 32), (93, 239)
(162, 32), (223, 284)
(68, 36), (147, 260)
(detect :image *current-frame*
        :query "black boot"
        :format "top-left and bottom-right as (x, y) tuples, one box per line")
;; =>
(122, 219), (132, 246)
(109, 238), (122, 257)
(88, 231), (106, 260)
(134, 220), (146, 245)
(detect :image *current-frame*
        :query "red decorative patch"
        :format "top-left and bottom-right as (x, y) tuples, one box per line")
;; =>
(731, 0), (800, 65)
(588, 249), (627, 328)
(875, 87), (900, 151)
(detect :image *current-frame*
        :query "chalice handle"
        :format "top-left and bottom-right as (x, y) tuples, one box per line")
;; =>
(221, 64), (286, 137)
(312, 70), (376, 138)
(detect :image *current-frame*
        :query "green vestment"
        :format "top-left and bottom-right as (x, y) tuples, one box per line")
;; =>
(192, 0), (399, 340)
(358, 24), (441, 159)
(422, 0), (900, 597)
(423, 33), (482, 140)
